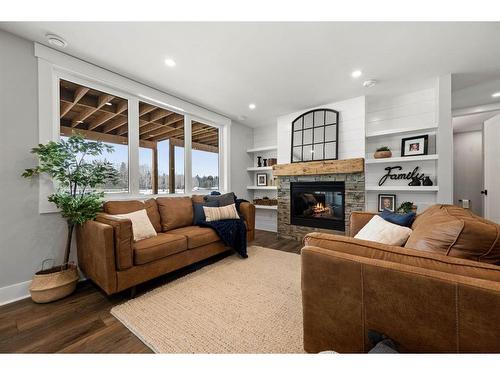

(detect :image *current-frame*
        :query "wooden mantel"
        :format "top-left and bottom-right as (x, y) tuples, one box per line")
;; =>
(272, 158), (364, 176)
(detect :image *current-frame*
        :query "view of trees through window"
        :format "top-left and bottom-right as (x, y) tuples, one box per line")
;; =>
(59, 81), (221, 195)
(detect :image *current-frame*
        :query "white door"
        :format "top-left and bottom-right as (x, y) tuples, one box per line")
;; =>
(484, 114), (500, 223)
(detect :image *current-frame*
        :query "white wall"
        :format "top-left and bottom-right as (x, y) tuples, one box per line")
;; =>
(230, 122), (253, 200)
(453, 131), (483, 216)
(0, 30), (67, 303)
(276, 96), (366, 164)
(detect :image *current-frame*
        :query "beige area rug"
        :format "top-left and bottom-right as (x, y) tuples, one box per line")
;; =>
(111, 246), (304, 353)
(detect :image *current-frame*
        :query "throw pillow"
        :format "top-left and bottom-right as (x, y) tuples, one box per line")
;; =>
(354, 215), (412, 246)
(114, 209), (157, 242)
(193, 200), (219, 225)
(203, 203), (240, 222)
(204, 192), (236, 207)
(380, 209), (416, 228)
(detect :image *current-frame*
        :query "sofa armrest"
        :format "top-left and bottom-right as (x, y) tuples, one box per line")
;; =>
(76, 220), (118, 295)
(301, 244), (500, 353)
(95, 213), (133, 270)
(239, 202), (256, 241)
(349, 211), (378, 237)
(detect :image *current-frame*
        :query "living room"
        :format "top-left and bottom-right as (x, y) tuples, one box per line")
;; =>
(1, 1), (500, 373)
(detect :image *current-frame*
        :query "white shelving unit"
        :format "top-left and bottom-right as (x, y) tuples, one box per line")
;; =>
(366, 186), (439, 192)
(246, 166), (273, 171)
(254, 205), (278, 210)
(365, 154), (439, 164)
(246, 186), (278, 190)
(365, 89), (440, 213)
(246, 145), (278, 153)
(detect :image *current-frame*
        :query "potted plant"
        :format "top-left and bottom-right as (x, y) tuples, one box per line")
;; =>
(397, 201), (418, 214)
(22, 135), (119, 303)
(374, 146), (392, 159)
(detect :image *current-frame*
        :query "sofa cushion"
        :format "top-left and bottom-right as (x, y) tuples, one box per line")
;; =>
(405, 204), (500, 265)
(133, 233), (187, 265)
(167, 226), (220, 249)
(103, 199), (161, 232)
(157, 196), (194, 231)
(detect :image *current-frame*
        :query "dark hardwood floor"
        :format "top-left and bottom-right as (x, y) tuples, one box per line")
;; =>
(0, 230), (302, 353)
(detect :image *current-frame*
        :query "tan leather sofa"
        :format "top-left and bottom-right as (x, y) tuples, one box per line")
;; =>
(301, 205), (500, 353)
(76, 196), (255, 295)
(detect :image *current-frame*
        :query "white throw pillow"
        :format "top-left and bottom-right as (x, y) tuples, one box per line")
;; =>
(354, 215), (412, 246)
(114, 209), (157, 242)
(203, 203), (240, 222)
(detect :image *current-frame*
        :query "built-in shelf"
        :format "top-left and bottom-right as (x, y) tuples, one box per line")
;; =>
(246, 145), (277, 153)
(246, 186), (278, 190)
(246, 166), (273, 171)
(366, 185), (439, 192)
(366, 126), (438, 138)
(254, 205), (278, 210)
(365, 154), (439, 164)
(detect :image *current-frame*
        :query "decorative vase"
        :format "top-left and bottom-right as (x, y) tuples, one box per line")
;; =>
(257, 156), (262, 167)
(374, 150), (392, 159)
(422, 176), (433, 186)
(263, 159), (267, 167)
(408, 177), (422, 186)
(29, 262), (79, 303)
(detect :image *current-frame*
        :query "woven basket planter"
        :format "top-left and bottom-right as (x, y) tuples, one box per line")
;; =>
(254, 198), (278, 206)
(29, 263), (79, 303)
(374, 150), (392, 159)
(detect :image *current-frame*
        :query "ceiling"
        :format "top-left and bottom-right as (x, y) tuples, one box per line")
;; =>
(59, 79), (218, 151)
(452, 110), (500, 133)
(2, 22), (500, 128)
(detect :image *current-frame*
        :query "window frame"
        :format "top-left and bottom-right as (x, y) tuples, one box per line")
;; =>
(35, 43), (231, 213)
(290, 108), (339, 163)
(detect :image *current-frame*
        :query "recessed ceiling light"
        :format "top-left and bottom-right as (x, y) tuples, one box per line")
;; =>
(351, 70), (362, 78)
(105, 102), (112, 106)
(249, 103), (256, 110)
(363, 79), (378, 88)
(46, 34), (67, 48)
(164, 58), (176, 67)
(492, 92), (500, 98)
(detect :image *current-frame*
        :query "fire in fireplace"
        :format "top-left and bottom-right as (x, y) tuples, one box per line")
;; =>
(290, 181), (345, 230)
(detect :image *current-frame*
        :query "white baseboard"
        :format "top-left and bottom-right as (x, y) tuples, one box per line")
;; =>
(0, 280), (31, 306)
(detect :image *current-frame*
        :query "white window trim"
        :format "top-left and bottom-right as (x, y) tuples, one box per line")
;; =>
(35, 43), (231, 213)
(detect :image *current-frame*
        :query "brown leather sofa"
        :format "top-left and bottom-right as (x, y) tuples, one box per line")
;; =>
(301, 205), (500, 353)
(76, 196), (255, 295)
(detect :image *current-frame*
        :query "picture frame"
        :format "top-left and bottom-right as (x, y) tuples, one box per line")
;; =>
(401, 134), (428, 157)
(378, 194), (396, 212)
(256, 173), (267, 186)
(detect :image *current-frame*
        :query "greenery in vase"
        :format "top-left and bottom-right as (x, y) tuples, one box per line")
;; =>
(22, 135), (120, 268)
(397, 201), (415, 214)
(376, 146), (391, 152)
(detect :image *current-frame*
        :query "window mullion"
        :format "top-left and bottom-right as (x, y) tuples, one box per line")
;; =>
(128, 97), (140, 195)
(184, 114), (193, 194)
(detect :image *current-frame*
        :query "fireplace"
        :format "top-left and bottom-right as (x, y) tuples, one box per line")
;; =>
(290, 181), (345, 231)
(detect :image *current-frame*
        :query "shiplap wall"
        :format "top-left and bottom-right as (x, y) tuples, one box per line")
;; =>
(277, 96), (366, 164)
(365, 88), (439, 212)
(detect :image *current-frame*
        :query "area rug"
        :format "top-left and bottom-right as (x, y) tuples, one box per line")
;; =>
(111, 246), (303, 353)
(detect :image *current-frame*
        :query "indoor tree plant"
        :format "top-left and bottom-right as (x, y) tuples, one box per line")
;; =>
(22, 135), (119, 303)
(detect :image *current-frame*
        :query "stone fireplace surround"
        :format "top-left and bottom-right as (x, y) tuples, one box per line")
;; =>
(273, 158), (365, 241)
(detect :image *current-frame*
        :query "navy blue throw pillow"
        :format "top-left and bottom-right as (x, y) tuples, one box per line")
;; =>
(380, 209), (416, 228)
(193, 201), (219, 225)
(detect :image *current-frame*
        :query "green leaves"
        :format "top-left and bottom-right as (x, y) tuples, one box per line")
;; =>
(22, 134), (120, 223)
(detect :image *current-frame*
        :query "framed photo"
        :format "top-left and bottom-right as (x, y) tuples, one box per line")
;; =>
(378, 194), (396, 212)
(401, 135), (428, 157)
(256, 173), (267, 186)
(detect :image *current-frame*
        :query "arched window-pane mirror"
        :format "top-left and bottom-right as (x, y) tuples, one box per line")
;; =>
(291, 109), (339, 162)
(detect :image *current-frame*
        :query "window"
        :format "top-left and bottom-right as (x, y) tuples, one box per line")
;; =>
(191, 121), (219, 192)
(59, 79), (129, 193)
(291, 109), (338, 163)
(138, 101), (185, 194)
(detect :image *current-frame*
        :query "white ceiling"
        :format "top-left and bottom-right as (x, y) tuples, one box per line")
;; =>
(2, 22), (500, 128)
(452, 111), (500, 133)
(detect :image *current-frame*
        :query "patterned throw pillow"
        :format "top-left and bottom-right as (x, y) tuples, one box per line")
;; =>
(203, 203), (240, 222)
